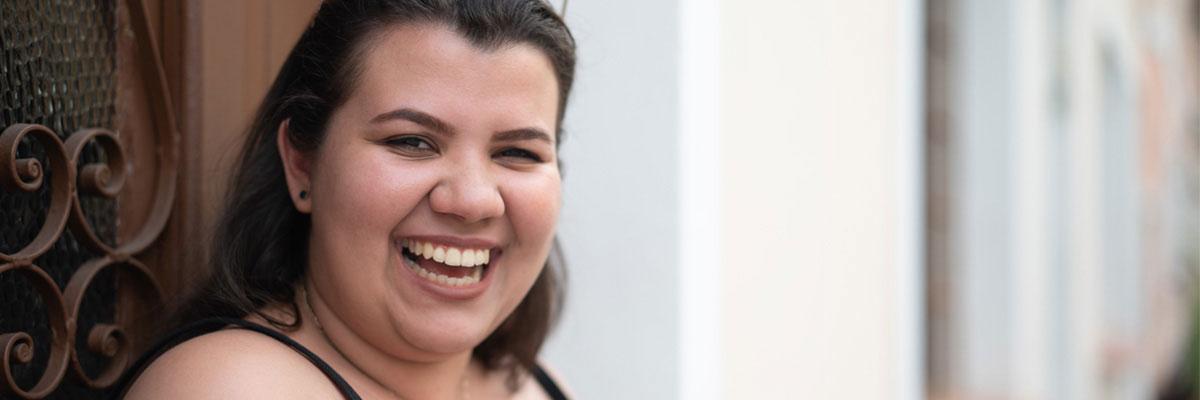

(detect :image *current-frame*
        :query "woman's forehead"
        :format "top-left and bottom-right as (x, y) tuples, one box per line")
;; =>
(343, 23), (560, 129)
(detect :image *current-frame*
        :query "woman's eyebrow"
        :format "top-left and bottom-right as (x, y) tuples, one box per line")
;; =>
(371, 107), (551, 144)
(495, 128), (553, 144)
(370, 107), (455, 135)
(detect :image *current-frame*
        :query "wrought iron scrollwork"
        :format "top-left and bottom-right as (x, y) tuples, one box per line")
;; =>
(63, 257), (162, 389)
(0, 124), (169, 398)
(0, 0), (179, 397)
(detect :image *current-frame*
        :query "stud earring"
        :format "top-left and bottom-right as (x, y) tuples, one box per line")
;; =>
(299, 190), (308, 200)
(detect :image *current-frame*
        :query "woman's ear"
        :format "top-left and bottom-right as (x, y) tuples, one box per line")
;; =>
(277, 119), (313, 213)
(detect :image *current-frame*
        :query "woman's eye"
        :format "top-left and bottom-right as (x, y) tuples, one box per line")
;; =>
(495, 147), (544, 163)
(386, 136), (436, 152)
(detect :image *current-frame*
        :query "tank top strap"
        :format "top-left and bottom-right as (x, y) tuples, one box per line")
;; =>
(530, 363), (569, 400)
(110, 317), (361, 400)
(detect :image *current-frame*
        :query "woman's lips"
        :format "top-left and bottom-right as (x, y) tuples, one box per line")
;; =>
(400, 239), (497, 288)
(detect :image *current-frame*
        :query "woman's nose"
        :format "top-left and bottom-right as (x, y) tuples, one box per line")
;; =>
(428, 160), (505, 224)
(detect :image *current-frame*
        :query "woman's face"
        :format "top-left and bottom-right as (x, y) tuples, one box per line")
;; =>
(290, 23), (561, 358)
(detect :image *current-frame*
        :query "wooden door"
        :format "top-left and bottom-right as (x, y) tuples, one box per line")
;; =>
(0, 0), (317, 398)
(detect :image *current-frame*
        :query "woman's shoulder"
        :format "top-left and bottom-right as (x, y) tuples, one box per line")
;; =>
(122, 327), (342, 400)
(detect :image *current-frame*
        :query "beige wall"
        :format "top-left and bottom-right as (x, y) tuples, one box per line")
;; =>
(718, 1), (915, 397)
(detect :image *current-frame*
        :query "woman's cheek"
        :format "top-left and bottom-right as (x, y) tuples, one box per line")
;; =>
(505, 170), (561, 243)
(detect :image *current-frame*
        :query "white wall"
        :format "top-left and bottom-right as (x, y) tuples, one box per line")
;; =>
(543, 1), (682, 399)
(546, 1), (924, 398)
(717, 0), (923, 398)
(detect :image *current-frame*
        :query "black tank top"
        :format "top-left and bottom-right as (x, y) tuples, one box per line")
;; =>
(110, 317), (568, 400)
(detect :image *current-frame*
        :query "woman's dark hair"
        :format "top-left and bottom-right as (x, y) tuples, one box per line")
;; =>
(173, 0), (574, 387)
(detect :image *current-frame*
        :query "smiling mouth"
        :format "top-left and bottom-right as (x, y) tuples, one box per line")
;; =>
(401, 240), (492, 287)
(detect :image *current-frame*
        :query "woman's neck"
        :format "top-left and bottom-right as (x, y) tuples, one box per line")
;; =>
(293, 280), (479, 400)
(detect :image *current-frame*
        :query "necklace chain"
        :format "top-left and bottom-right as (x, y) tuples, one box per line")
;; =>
(301, 287), (471, 400)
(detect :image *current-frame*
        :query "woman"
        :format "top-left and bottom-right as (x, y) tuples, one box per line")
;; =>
(116, 0), (574, 398)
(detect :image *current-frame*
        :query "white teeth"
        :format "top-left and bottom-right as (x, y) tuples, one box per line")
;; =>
(405, 241), (491, 269)
(404, 258), (483, 287)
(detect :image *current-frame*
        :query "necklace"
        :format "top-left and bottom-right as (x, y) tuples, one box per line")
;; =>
(300, 286), (472, 400)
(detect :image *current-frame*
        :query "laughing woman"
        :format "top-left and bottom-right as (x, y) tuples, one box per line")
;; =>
(114, 1), (574, 399)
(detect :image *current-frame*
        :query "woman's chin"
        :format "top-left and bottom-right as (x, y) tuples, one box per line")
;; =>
(392, 318), (492, 356)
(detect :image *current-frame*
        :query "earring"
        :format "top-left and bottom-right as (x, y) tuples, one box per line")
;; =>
(299, 190), (308, 200)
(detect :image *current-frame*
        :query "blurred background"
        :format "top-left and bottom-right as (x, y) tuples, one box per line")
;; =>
(3, 0), (1190, 398)
(547, 0), (1199, 399)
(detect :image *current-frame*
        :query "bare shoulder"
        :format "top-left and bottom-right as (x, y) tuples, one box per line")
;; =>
(123, 328), (342, 400)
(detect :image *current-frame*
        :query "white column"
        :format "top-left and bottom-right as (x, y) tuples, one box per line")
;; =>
(896, 0), (927, 398)
(678, 0), (722, 398)
(1011, 0), (1051, 397)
